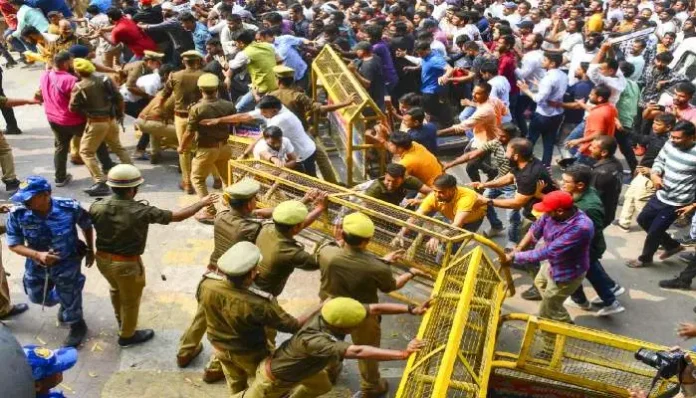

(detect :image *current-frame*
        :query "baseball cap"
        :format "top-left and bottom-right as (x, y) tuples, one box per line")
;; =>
(23, 345), (78, 381)
(504, 2), (517, 8)
(517, 20), (534, 29)
(10, 176), (51, 203)
(532, 191), (574, 213)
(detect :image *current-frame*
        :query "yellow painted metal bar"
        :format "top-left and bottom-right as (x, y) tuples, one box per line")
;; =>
(412, 375), (479, 392)
(514, 364), (630, 396)
(477, 282), (507, 397)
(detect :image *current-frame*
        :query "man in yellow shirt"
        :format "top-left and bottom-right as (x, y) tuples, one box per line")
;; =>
(393, 174), (487, 253)
(381, 131), (443, 187)
(586, 1), (604, 33)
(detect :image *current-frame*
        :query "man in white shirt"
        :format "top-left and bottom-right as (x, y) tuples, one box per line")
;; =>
(503, 2), (521, 27)
(486, 0), (506, 19)
(587, 41), (627, 104)
(252, 125), (298, 169)
(565, 33), (600, 86)
(656, 8), (677, 39)
(544, 18), (583, 54)
(201, 95), (318, 176)
(219, 13), (258, 59)
(529, 8), (551, 36)
(432, 0), (448, 21)
(674, 0), (689, 26)
(480, 61), (512, 122)
(515, 33), (546, 136)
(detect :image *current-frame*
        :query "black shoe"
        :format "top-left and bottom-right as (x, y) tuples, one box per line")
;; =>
(118, 329), (155, 347)
(557, 157), (576, 169)
(659, 278), (691, 290)
(5, 178), (20, 192)
(55, 173), (72, 187)
(677, 237), (696, 247)
(0, 303), (29, 319)
(521, 286), (542, 301)
(4, 61), (18, 69)
(63, 320), (88, 347)
(57, 306), (65, 324)
(4, 127), (22, 135)
(84, 182), (110, 197)
(680, 252), (696, 262)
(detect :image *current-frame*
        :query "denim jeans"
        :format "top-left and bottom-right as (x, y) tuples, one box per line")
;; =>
(616, 127), (638, 174)
(484, 185), (521, 244)
(298, 151), (317, 177)
(528, 113), (563, 166)
(235, 91), (257, 113)
(561, 121), (595, 166)
(691, 212), (696, 240)
(637, 196), (681, 263)
(514, 94), (536, 137)
(570, 259), (617, 306)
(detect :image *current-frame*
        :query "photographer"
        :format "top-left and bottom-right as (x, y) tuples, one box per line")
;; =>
(630, 348), (696, 398)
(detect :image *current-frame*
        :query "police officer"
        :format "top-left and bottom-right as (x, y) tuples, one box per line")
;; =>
(6, 176), (94, 347)
(24, 345), (78, 398)
(234, 297), (428, 398)
(319, 212), (428, 397)
(179, 73), (236, 224)
(268, 65), (356, 185)
(89, 164), (217, 347)
(161, 50), (205, 194)
(176, 179), (271, 382)
(199, 241), (318, 395)
(69, 58), (133, 197)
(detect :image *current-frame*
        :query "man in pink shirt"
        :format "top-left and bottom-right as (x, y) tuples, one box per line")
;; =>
(666, 82), (696, 125)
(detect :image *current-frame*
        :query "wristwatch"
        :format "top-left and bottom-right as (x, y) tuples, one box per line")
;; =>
(487, 199), (494, 207)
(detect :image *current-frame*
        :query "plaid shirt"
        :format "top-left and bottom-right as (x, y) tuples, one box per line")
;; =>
(514, 210), (593, 282)
(639, 65), (687, 107)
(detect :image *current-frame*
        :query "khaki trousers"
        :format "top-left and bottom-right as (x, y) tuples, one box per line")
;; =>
(135, 119), (177, 155)
(96, 254), (146, 338)
(618, 174), (656, 227)
(175, 115), (192, 184)
(234, 361), (333, 398)
(534, 263), (585, 323)
(0, 131), (16, 182)
(218, 350), (267, 394)
(80, 120), (132, 183)
(177, 302), (222, 372)
(70, 135), (80, 158)
(0, 257), (11, 316)
(192, 142), (231, 213)
(312, 136), (337, 184)
(350, 314), (382, 392)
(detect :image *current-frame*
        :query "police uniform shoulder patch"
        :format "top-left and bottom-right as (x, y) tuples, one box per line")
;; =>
(248, 286), (274, 300)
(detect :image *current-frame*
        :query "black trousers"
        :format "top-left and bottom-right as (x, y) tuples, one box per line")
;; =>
(50, 122), (114, 181)
(616, 127), (638, 174)
(125, 99), (150, 151)
(0, 70), (18, 130)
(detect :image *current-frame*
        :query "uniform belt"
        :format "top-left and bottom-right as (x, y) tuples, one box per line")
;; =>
(87, 116), (113, 123)
(174, 111), (189, 117)
(198, 140), (228, 148)
(264, 359), (278, 382)
(142, 115), (162, 122)
(96, 251), (140, 261)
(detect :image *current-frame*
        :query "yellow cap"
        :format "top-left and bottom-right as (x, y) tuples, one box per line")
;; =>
(321, 297), (367, 328)
(72, 58), (95, 74)
(181, 50), (203, 59)
(224, 179), (260, 200)
(342, 212), (374, 238)
(273, 64), (295, 78)
(143, 50), (165, 60)
(198, 73), (220, 88)
(217, 241), (262, 276)
(272, 200), (308, 225)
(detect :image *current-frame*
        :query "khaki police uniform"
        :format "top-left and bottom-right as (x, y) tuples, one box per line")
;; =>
(135, 91), (176, 157)
(161, 51), (205, 187)
(317, 218), (397, 394)
(0, 221), (11, 317)
(69, 75), (133, 183)
(89, 197), (173, 338)
(0, 97), (17, 184)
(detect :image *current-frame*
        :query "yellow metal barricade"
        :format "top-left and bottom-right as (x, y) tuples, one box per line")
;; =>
(492, 314), (679, 397)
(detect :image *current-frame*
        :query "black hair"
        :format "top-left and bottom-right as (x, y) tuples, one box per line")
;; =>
(178, 12), (196, 22)
(414, 40), (430, 52)
(655, 51), (674, 63)
(674, 120), (696, 137)
(509, 137), (534, 160)
(593, 84), (612, 102)
(593, 135), (618, 156)
(263, 125), (283, 139)
(500, 34), (515, 48)
(20, 25), (40, 38)
(234, 29), (256, 45)
(388, 132), (413, 149)
(433, 174), (457, 189)
(86, 4), (100, 14)
(544, 52), (563, 68)
(563, 164), (593, 186)
(342, 232), (370, 246)
(364, 24), (383, 42)
(477, 81), (492, 96)
(258, 95), (283, 110)
(406, 107), (425, 123)
(263, 12), (283, 24)
(675, 82), (696, 97)
(399, 92), (422, 107)
(455, 34), (469, 46)
(226, 13), (241, 23)
(464, 41), (479, 50)
(500, 122), (519, 137)
(480, 61), (498, 76)
(54, 51), (72, 65)
(206, 38), (221, 47)
(619, 61), (635, 78)
(106, 7), (122, 20)
(385, 163), (407, 178)
(655, 113), (677, 127)
(605, 58), (619, 72)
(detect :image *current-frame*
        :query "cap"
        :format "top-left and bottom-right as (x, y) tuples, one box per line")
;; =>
(353, 41), (372, 52)
(198, 73), (219, 88)
(532, 191), (574, 213)
(67, 44), (89, 58)
(107, 164), (144, 188)
(217, 241), (262, 276)
(139, 0), (153, 4)
(72, 58), (95, 74)
(273, 64), (295, 78)
(10, 176), (51, 203)
(272, 200), (308, 225)
(161, 1), (174, 10)
(321, 297), (367, 328)
(342, 212), (375, 238)
(180, 50), (203, 59)
(504, 1), (517, 8)
(517, 20), (534, 29)
(23, 345), (78, 381)
(224, 179), (260, 200)
(143, 50), (165, 61)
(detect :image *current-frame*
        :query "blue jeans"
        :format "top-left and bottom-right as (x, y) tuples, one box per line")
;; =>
(4, 29), (36, 55)
(637, 196), (681, 262)
(570, 259), (617, 306)
(528, 113), (563, 167)
(23, 259), (85, 324)
(562, 121), (595, 166)
(458, 106), (512, 139)
(484, 185), (521, 244)
(691, 212), (696, 240)
(235, 91), (257, 112)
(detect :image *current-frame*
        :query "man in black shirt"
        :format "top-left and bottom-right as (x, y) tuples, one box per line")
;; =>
(588, 136), (624, 228)
(348, 41), (385, 111)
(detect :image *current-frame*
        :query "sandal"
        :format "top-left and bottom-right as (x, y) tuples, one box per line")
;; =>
(626, 259), (652, 268)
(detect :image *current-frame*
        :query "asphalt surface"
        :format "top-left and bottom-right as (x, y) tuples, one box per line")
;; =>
(1, 64), (696, 397)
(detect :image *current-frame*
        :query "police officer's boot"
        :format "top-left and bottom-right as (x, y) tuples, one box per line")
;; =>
(84, 182), (110, 197)
(63, 319), (88, 347)
(118, 329), (155, 347)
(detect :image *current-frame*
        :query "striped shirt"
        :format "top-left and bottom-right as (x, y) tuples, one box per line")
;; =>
(513, 210), (593, 283)
(652, 141), (696, 206)
(478, 139), (510, 179)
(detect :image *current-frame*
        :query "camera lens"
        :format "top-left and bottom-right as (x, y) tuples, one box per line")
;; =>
(635, 348), (660, 368)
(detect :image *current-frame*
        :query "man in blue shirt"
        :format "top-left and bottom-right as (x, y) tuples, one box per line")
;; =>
(411, 39), (453, 127)
(179, 12), (210, 55)
(403, 107), (437, 154)
(25, 0), (72, 18)
(6, 176), (94, 347)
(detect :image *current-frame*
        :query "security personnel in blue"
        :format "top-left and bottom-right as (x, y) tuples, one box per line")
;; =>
(89, 164), (218, 347)
(6, 176), (94, 348)
(23, 345), (78, 398)
(199, 241), (321, 395)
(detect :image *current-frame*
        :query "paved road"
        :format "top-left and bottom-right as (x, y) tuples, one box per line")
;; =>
(1, 65), (695, 397)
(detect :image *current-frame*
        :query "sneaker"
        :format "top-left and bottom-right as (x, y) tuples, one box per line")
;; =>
(133, 150), (150, 161)
(596, 301), (625, 317)
(55, 173), (72, 187)
(611, 220), (630, 232)
(118, 329), (155, 347)
(63, 319), (88, 347)
(483, 227), (504, 238)
(5, 127), (22, 135)
(557, 157), (576, 169)
(521, 286), (542, 301)
(84, 182), (110, 197)
(176, 344), (203, 368)
(0, 303), (29, 319)
(150, 152), (161, 165)
(4, 178), (20, 192)
(658, 278), (691, 290)
(564, 297), (592, 310)
(677, 237), (696, 247)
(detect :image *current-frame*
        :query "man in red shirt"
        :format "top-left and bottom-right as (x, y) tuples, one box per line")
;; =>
(497, 34), (519, 118)
(103, 7), (157, 61)
(565, 84), (618, 165)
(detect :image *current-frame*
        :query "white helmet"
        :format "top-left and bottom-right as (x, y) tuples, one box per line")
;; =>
(106, 164), (144, 188)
